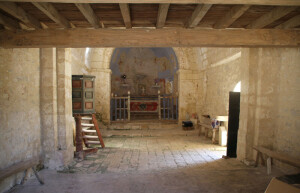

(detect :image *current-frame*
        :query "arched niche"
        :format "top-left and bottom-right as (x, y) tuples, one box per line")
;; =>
(110, 48), (179, 97)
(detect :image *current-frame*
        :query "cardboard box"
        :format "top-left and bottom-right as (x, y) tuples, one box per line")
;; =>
(265, 178), (300, 193)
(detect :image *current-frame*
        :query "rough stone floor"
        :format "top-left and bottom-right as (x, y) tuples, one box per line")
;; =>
(10, 136), (282, 193)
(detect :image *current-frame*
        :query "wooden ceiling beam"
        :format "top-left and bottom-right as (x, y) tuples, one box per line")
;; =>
(0, 28), (299, 48)
(275, 15), (300, 29)
(119, 3), (131, 29)
(2, 0), (300, 6)
(186, 4), (212, 28)
(32, 2), (71, 28)
(156, 3), (170, 28)
(0, 2), (41, 29)
(214, 5), (251, 29)
(0, 12), (20, 31)
(75, 3), (101, 29)
(246, 6), (298, 29)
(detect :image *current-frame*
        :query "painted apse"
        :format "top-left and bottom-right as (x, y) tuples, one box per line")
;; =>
(110, 48), (179, 97)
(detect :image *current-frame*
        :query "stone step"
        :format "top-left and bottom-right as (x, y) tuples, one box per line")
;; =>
(109, 123), (181, 130)
(102, 128), (199, 138)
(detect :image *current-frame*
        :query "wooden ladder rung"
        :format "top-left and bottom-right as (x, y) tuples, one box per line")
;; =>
(81, 117), (92, 120)
(83, 135), (98, 139)
(82, 129), (97, 133)
(81, 123), (94, 127)
(86, 141), (100, 144)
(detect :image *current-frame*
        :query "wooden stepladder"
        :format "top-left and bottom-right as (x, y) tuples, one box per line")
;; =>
(74, 113), (105, 158)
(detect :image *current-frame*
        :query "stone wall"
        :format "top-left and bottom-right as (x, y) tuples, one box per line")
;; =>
(195, 47), (300, 172)
(0, 48), (75, 192)
(0, 48), (41, 192)
(196, 48), (242, 119)
(237, 48), (300, 172)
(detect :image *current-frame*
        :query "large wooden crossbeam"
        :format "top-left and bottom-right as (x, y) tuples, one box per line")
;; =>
(2, 0), (300, 6)
(0, 28), (299, 48)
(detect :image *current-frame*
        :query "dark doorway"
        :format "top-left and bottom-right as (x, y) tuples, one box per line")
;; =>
(226, 92), (240, 158)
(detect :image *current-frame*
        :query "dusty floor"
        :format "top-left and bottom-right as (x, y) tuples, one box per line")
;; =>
(10, 136), (282, 193)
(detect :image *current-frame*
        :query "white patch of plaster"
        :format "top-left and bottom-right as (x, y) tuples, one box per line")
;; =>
(210, 51), (241, 68)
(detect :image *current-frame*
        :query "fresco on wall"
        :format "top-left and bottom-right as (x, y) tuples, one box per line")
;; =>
(110, 48), (179, 96)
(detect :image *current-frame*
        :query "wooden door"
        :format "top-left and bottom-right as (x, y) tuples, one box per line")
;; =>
(226, 92), (240, 158)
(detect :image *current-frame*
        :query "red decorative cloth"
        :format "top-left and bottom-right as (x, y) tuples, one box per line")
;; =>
(130, 102), (158, 112)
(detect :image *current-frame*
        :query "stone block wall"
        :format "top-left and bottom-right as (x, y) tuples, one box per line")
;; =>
(196, 48), (242, 121)
(0, 48), (41, 192)
(0, 48), (75, 192)
(237, 48), (300, 172)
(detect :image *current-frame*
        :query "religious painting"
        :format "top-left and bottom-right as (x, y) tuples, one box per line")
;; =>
(166, 80), (173, 94)
(138, 84), (146, 96)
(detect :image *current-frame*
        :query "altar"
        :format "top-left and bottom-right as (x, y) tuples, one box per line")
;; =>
(110, 93), (178, 121)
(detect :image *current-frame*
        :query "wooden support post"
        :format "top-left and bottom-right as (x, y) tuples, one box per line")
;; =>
(158, 90), (161, 120)
(119, 98), (122, 120)
(255, 151), (260, 167)
(20, 169), (29, 185)
(114, 94), (117, 120)
(176, 96), (178, 120)
(171, 97), (174, 120)
(260, 153), (266, 166)
(123, 98), (126, 120)
(128, 91), (130, 121)
(167, 97), (170, 119)
(32, 167), (44, 185)
(163, 96), (165, 119)
(110, 93), (113, 121)
(267, 157), (272, 175)
(198, 126), (202, 136)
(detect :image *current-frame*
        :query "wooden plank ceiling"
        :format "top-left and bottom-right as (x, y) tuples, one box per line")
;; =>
(0, 2), (299, 31)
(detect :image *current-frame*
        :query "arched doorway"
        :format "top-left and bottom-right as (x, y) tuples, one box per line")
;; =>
(110, 47), (179, 121)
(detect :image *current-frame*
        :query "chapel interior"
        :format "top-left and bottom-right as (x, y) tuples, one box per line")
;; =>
(0, 1), (300, 193)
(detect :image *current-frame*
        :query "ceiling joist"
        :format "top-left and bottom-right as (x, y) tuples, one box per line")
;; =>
(275, 15), (300, 29)
(246, 6), (298, 29)
(32, 2), (71, 28)
(0, 28), (298, 48)
(119, 3), (131, 29)
(214, 5), (251, 29)
(156, 3), (170, 28)
(75, 3), (101, 29)
(186, 4), (212, 28)
(0, 12), (20, 31)
(0, 2), (42, 29)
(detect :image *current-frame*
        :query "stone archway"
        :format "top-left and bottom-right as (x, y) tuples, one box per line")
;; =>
(88, 47), (202, 124)
(109, 47), (179, 121)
